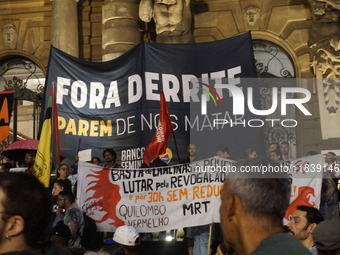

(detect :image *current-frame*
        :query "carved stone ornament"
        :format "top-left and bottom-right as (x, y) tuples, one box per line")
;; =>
(318, 0), (340, 10)
(313, 1), (328, 15)
(330, 34), (340, 51)
(242, 5), (260, 27)
(2, 24), (17, 46)
(312, 47), (340, 114)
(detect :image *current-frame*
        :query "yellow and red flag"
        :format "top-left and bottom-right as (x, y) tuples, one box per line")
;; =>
(33, 84), (60, 187)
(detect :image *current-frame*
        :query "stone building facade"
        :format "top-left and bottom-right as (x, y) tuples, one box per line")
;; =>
(0, 0), (339, 157)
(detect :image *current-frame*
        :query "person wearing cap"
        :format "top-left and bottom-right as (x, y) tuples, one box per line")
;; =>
(313, 219), (340, 255)
(112, 226), (140, 255)
(287, 205), (324, 254)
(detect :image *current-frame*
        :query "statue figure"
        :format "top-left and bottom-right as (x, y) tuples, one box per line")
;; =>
(309, 0), (340, 114)
(139, 0), (193, 43)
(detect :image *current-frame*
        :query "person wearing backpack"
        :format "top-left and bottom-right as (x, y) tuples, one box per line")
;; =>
(81, 211), (103, 250)
(57, 190), (84, 248)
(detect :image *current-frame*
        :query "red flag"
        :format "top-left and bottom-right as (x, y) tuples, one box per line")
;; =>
(51, 84), (60, 166)
(143, 90), (173, 166)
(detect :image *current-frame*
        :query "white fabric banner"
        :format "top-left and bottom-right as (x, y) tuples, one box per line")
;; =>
(283, 154), (324, 223)
(77, 155), (324, 232)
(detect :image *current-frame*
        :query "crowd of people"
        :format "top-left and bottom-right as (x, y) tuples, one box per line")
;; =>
(0, 141), (339, 255)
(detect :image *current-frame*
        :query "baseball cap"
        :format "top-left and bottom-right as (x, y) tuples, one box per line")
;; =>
(103, 238), (116, 245)
(113, 226), (140, 246)
(313, 220), (340, 251)
(52, 221), (72, 239)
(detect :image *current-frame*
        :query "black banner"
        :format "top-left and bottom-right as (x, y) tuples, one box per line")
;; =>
(43, 32), (264, 166)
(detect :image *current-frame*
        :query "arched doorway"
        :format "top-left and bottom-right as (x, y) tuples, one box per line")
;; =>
(253, 40), (297, 157)
(0, 57), (45, 159)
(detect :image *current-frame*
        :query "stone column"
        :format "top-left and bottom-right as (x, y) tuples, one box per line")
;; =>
(309, 0), (340, 143)
(102, 0), (141, 61)
(51, 0), (79, 57)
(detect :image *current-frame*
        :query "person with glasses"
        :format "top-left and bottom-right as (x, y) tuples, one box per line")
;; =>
(56, 191), (84, 248)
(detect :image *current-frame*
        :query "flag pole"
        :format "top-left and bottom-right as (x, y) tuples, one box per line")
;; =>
(172, 132), (181, 164)
(77, 138), (82, 152)
(207, 223), (213, 255)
